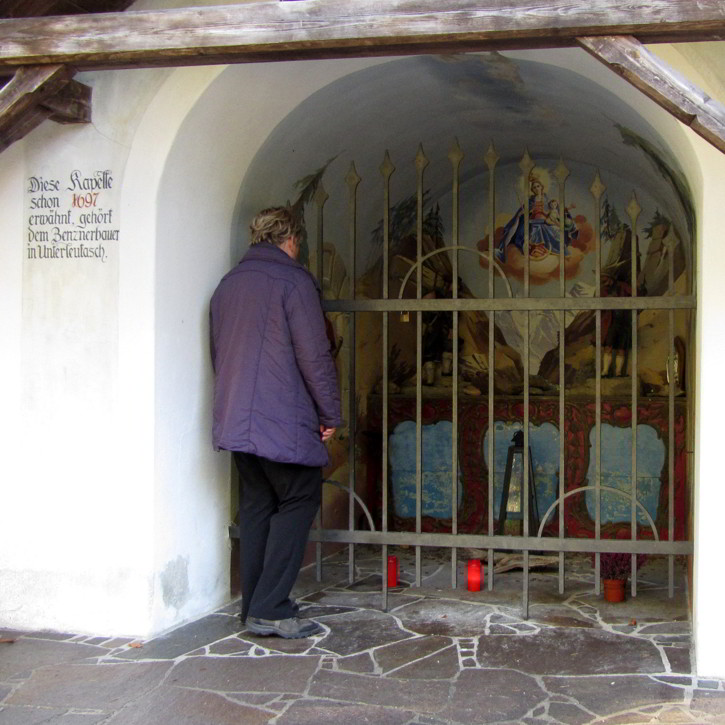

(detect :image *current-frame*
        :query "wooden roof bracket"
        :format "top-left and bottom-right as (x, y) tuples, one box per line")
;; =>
(0, 64), (91, 152)
(578, 35), (725, 154)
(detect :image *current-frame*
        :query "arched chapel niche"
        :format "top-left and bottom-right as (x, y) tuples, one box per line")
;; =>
(235, 53), (695, 541)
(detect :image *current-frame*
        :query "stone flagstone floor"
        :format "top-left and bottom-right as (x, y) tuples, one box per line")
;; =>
(1, 548), (725, 724)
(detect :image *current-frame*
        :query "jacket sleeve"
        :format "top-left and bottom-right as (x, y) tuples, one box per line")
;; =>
(285, 274), (343, 428)
(209, 303), (217, 372)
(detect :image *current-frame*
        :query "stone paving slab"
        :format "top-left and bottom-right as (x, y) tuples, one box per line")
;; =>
(7, 663), (172, 710)
(104, 685), (271, 725)
(542, 674), (686, 717)
(168, 654), (320, 694)
(0, 641), (110, 682)
(308, 669), (450, 714)
(662, 644), (693, 674)
(206, 636), (255, 656)
(439, 668), (548, 724)
(689, 687), (725, 717)
(372, 634), (452, 674)
(112, 614), (240, 661)
(393, 598), (496, 637)
(546, 700), (593, 725)
(477, 626), (664, 675)
(0, 709), (107, 724)
(335, 651), (377, 674)
(303, 589), (420, 611)
(313, 609), (412, 657)
(273, 698), (416, 724)
(387, 643), (460, 680)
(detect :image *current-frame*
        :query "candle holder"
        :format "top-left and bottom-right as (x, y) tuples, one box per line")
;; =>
(467, 559), (482, 591)
(387, 555), (398, 588)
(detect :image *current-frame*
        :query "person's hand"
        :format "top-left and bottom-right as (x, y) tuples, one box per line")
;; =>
(320, 425), (336, 442)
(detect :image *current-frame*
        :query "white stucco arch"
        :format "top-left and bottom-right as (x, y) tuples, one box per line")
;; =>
(132, 47), (712, 640)
(123, 57), (388, 634)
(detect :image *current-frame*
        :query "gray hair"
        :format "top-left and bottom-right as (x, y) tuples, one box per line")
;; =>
(249, 207), (303, 247)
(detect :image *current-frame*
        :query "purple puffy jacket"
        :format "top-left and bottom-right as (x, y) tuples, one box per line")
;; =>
(210, 243), (342, 467)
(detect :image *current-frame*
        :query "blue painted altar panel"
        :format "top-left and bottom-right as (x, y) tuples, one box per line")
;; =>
(390, 420), (463, 518)
(584, 424), (663, 525)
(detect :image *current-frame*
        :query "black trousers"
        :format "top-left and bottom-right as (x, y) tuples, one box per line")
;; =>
(232, 452), (322, 622)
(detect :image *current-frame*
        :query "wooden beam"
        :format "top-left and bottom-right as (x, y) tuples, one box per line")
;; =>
(0, 65), (71, 129)
(0, 105), (49, 152)
(0, 0), (723, 71)
(578, 35), (725, 155)
(0, 64), (90, 152)
(41, 78), (92, 123)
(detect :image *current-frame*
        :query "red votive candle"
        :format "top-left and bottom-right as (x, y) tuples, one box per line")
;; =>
(387, 555), (398, 588)
(467, 559), (482, 592)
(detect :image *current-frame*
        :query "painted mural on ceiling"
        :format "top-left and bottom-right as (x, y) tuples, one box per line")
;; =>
(238, 52), (693, 289)
(237, 52), (693, 390)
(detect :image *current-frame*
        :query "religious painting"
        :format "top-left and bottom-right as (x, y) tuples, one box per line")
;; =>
(236, 52), (694, 541)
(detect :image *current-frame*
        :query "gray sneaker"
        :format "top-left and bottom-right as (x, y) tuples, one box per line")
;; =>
(246, 616), (323, 639)
(240, 600), (299, 625)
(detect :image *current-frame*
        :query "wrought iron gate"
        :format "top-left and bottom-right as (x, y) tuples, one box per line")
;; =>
(309, 142), (695, 616)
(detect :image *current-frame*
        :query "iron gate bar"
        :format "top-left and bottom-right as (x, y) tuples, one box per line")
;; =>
(556, 159), (569, 594)
(593, 177), (604, 593)
(415, 145), (428, 588)
(314, 180), (328, 583)
(449, 139), (463, 589)
(668, 210), (676, 598)
(380, 150), (394, 611)
(485, 142), (498, 593)
(627, 193), (641, 597)
(322, 296), (696, 312)
(520, 150), (534, 619)
(345, 162), (361, 584)
(308, 529), (692, 555)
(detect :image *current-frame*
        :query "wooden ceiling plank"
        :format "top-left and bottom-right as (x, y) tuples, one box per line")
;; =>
(578, 35), (725, 155)
(0, 0), (724, 70)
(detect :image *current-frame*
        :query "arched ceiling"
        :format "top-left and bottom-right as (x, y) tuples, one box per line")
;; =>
(238, 53), (695, 293)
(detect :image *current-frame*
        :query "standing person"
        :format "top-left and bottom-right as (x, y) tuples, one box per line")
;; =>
(210, 207), (342, 639)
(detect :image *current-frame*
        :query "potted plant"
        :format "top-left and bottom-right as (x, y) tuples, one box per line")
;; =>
(597, 552), (647, 602)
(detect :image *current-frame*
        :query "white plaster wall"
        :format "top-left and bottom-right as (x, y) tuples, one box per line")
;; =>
(652, 43), (725, 680)
(692, 140), (725, 678)
(0, 50), (387, 638)
(0, 67), (176, 636)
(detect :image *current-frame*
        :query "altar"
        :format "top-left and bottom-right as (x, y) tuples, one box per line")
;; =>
(366, 394), (687, 541)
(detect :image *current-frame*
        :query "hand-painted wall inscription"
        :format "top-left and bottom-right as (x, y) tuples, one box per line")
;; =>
(26, 170), (119, 263)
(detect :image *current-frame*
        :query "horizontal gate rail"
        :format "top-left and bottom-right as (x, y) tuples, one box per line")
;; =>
(323, 296), (695, 313)
(308, 529), (692, 555)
